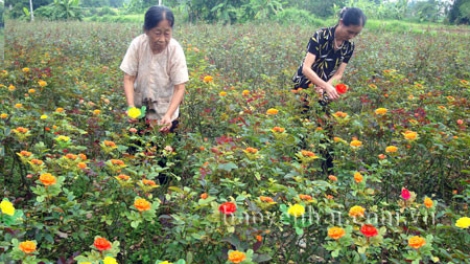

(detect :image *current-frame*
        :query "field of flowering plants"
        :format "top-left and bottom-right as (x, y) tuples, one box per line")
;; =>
(1, 20), (470, 263)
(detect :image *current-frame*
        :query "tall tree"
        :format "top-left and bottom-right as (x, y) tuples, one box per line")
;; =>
(29, 0), (34, 21)
(449, 0), (470, 24)
(5, 0), (53, 19)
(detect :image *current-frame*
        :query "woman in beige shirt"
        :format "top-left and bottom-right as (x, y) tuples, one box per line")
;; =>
(120, 5), (189, 133)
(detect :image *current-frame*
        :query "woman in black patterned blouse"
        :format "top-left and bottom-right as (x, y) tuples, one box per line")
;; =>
(293, 7), (366, 100)
(292, 7), (366, 175)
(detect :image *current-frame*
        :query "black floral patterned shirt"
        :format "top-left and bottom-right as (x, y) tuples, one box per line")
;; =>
(293, 26), (355, 88)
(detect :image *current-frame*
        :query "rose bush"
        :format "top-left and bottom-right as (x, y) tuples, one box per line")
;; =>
(1, 21), (469, 263)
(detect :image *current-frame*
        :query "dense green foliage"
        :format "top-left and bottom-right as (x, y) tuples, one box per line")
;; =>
(1, 20), (470, 263)
(3, 0), (470, 25)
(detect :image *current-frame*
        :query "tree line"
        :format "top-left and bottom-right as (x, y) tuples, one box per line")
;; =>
(3, 0), (470, 25)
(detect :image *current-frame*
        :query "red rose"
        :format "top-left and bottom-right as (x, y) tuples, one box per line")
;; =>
(360, 224), (378, 238)
(335, 83), (348, 94)
(401, 188), (411, 200)
(93, 237), (112, 251)
(219, 202), (237, 214)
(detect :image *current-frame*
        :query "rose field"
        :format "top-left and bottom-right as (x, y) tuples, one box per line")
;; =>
(1, 20), (470, 263)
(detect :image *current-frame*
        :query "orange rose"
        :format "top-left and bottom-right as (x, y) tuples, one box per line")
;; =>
(142, 179), (157, 186)
(19, 150), (32, 157)
(19, 240), (37, 254)
(30, 159), (43, 165)
(111, 159), (125, 166)
(328, 175), (338, 182)
(328, 226), (346, 240)
(423, 197), (433, 208)
(333, 111), (348, 118)
(200, 193), (209, 199)
(228, 250), (246, 264)
(104, 140), (117, 147)
(354, 172), (363, 183)
(39, 173), (56, 186)
(117, 174), (130, 181)
(134, 198), (151, 212)
(65, 153), (77, 160)
(245, 147), (258, 154)
(299, 194), (313, 201)
(408, 236), (426, 249)
(271, 126), (285, 133)
(260, 196), (274, 203)
(301, 150), (316, 157)
(94, 237), (112, 251)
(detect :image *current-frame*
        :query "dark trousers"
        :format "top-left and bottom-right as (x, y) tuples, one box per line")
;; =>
(296, 90), (334, 176)
(127, 118), (179, 185)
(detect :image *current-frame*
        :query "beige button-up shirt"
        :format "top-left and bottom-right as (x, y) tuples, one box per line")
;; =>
(120, 34), (189, 121)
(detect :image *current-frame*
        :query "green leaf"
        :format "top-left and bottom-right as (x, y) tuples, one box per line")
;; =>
(131, 220), (141, 229)
(36, 195), (46, 203)
(357, 246), (367, 254)
(186, 252), (193, 264)
(218, 162), (238, 172)
(332, 249), (340, 258)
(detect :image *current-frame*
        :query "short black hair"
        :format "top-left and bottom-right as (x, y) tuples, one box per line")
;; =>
(340, 7), (367, 27)
(144, 5), (175, 31)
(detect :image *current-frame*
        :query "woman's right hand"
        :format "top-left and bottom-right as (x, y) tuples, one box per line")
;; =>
(323, 83), (340, 101)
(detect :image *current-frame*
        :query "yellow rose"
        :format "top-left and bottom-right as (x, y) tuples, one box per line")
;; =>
(402, 130), (418, 141)
(127, 107), (141, 119)
(350, 140), (363, 148)
(349, 205), (365, 217)
(375, 108), (388, 115)
(287, 204), (305, 217)
(455, 217), (470, 229)
(103, 256), (118, 264)
(203, 75), (213, 83)
(0, 199), (15, 216)
(266, 108), (279, 115)
(38, 80), (48, 87)
(385, 146), (398, 153)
